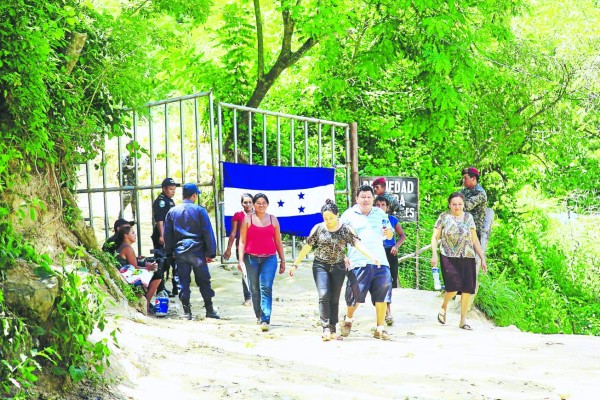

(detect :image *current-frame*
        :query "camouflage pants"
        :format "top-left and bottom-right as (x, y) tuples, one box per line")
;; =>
(119, 190), (137, 219)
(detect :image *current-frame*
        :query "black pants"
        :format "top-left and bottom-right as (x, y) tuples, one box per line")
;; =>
(384, 247), (399, 289)
(312, 260), (346, 329)
(174, 252), (215, 306)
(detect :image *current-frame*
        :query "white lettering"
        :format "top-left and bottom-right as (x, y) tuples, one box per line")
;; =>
(399, 194), (406, 206)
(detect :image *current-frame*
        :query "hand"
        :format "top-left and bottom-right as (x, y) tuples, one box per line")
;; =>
(159, 236), (164, 246)
(289, 265), (297, 277)
(279, 261), (286, 274)
(481, 259), (488, 274)
(372, 258), (380, 267)
(431, 256), (438, 267)
(147, 262), (158, 271)
(390, 246), (399, 256)
(206, 257), (215, 263)
(223, 249), (231, 260)
(384, 227), (394, 240)
(237, 262), (243, 272)
(344, 257), (350, 270)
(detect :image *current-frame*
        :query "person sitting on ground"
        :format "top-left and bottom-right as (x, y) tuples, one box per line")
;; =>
(290, 199), (379, 341)
(115, 225), (162, 314)
(102, 219), (135, 254)
(374, 195), (407, 326)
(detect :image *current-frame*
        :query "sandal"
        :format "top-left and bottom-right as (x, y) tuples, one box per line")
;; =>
(459, 323), (472, 330)
(385, 316), (394, 326)
(437, 310), (446, 325)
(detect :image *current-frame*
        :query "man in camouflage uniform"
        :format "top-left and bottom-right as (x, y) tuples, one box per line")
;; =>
(118, 152), (137, 220)
(372, 177), (402, 218)
(460, 167), (487, 240)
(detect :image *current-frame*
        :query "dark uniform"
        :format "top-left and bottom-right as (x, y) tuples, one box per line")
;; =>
(152, 190), (177, 295)
(164, 197), (219, 319)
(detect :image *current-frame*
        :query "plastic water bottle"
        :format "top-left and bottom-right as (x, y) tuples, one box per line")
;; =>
(432, 267), (442, 290)
(381, 219), (388, 240)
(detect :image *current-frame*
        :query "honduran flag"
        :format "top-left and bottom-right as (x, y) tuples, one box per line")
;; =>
(223, 162), (335, 237)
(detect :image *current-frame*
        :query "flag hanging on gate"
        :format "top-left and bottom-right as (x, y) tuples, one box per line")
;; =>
(223, 162), (335, 237)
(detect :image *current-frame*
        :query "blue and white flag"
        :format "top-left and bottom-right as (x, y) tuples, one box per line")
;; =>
(223, 162), (335, 237)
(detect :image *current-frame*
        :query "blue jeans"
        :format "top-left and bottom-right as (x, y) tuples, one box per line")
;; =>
(175, 252), (215, 306)
(312, 260), (346, 329)
(245, 254), (277, 323)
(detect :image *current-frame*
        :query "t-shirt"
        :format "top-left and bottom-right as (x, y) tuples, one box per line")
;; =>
(306, 222), (359, 265)
(339, 205), (389, 270)
(382, 215), (399, 248)
(232, 211), (246, 239)
(434, 212), (476, 258)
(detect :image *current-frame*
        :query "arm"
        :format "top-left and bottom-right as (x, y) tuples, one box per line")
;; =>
(430, 227), (442, 267)
(470, 229), (488, 273)
(223, 219), (239, 260)
(272, 215), (286, 274)
(290, 224), (318, 276)
(463, 189), (487, 212)
(347, 225), (379, 267)
(389, 222), (406, 256)
(238, 217), (249, 272)
(290, 244), (312, 277)
(157, 221), (165, 245)
(201, 208), (217, 262)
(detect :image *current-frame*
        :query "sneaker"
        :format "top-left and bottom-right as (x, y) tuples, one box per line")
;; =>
(385, 316), (394, 326)
(260, 322), (269, 332)
(374, 328), (390, 340)
(322, 327), (331, 341)
(340, 316), (352, 337)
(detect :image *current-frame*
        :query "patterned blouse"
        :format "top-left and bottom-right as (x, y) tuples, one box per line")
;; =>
(306, 222), (359, 265)
(434, 212), (476, 258)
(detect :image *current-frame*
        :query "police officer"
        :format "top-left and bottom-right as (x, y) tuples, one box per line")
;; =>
(118, 147), (138, 220)
(163, 183), (220, 321)
(152, 178), (178, 295)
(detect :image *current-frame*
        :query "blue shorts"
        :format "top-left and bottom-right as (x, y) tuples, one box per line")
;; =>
(345, 264), (392, 305)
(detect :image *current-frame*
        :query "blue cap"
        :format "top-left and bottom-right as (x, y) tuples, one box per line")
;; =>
(182, 183), (201, 196)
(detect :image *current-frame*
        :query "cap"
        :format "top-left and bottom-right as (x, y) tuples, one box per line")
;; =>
(161, 178), (178, 187)
(372, 177), (386, 187)
(113, 218), (135, 231)
(182, 182), (202, 196)
(462, 167), (480, 177)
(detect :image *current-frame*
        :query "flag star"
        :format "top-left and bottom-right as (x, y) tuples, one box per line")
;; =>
(298, 206), (305, 213)
(277, 199), (285, 207)
(298, 192), (305, 199)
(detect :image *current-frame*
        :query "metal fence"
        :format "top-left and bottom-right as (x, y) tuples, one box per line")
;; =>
(76, 92), (352, 259)
(216, 102), (352, 261)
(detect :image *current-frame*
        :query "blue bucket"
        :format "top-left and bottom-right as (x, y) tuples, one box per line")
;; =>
(154, 296), (169, 317)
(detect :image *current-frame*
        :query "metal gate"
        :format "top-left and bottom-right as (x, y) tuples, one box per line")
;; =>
(215, 102), (353, 260)
(76, 92), (353, 259)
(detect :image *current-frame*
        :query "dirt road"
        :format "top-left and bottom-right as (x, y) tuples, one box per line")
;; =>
(86, 263), (599, 400)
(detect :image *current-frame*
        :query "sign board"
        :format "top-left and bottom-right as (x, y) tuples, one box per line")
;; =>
(360, 176), (419, 222)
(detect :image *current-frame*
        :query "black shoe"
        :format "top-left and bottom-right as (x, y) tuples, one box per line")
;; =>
(168, 289), (176, 298)
(182, 304), (192, 320)
(205, 305), (220, 319)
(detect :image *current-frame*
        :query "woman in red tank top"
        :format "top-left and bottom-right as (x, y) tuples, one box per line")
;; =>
(238, 193), (285, 331)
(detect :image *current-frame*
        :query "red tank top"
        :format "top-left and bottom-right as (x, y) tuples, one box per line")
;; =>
(245, 215), (277, 255)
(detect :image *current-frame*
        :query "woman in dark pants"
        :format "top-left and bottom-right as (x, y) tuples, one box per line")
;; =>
(431, 192), (487, 330)
(290, 199), (379, 341)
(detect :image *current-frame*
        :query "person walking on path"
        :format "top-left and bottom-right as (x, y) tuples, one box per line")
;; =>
(431, 192), (487, 330)
(223, 193), (254, 306)
(290, 199), (379, 341)
(163, 183), (220, 321)
(339, 185), (394, 340)
(238, 193), (286, 332)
